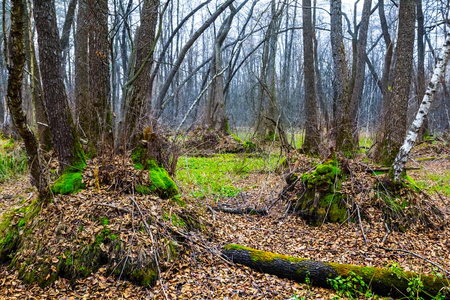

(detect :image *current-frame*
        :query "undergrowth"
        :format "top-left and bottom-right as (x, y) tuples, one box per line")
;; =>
(0, 136), (27, 183)
(416, 171), (450, 196)
(176, 153), (277, 200)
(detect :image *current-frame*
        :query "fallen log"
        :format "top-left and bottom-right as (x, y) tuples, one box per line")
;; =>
(212, 206), (267, 215)
(222, 244), (450, 299)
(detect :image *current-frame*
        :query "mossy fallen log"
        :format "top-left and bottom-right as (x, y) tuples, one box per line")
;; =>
(222, 244), (450, 299)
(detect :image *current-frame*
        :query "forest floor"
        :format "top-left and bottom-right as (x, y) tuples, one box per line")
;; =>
(0, 141), (449, 299)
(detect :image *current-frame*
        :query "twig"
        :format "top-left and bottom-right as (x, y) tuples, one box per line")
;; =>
(434, 189), (447, 208)
(356, 205), (368, 246)
(96, 203), (131, 213)
(380, 246), (450, 275)
(381, 222), (391, 246)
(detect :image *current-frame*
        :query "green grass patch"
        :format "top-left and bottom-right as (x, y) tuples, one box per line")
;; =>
(416, 171), (450, 196)
(0, 137), (27, 183)
(176, 153), (277, 199)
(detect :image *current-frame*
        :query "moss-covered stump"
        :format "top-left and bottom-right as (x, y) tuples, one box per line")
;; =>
(222, 244), (450, 299)
(288, 159), (347, 226)
(51, 160), (86, 195)
(132, 145), (178, 199)
(0, 188), (206, 288)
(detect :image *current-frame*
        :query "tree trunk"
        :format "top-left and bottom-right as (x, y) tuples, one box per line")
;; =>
(222, 244), (450, 299)
(60, 0), (77, 71)
(392, 33), (450, 181)
(330, 0), (353, 155)
(88, 0), (113, 150)
(7, 0), (49, 200)
(122, 0), (159, 144)
(204, 3), (245, 133)
(23, 0), (52, 152)
(75, 0), (89, 141)
(349, 0), (372, 144)
(374, 0), (416, 166)
(301, 0), (319, 154)
(416, 0), (427, 140)
(33, 0), (85, 171)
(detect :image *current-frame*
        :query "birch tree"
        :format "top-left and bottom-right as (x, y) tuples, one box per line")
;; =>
(392, 33), (450, 181)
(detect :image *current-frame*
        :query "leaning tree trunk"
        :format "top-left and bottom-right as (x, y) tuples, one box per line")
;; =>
(23, 0), (52, 152)
(33, 0), (85, 172)
(222, 244), (450, 299)
(122, 0), (159, 144)
(392, 33), (450, 181)
(7, 0), (48, 200)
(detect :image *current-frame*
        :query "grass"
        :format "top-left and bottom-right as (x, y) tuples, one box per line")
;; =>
(0, 136), (27, 183)
(415, 171), (450, 196)
(176, 153), (278, 200)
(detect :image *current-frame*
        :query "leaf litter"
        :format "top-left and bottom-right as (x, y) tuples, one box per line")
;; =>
(0, 146), (449, 299)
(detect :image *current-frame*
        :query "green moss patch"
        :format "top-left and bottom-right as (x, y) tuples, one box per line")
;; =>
(52, 171), (85, 195)
(132, 146), (178, 199)
(292, 159), (348, 226)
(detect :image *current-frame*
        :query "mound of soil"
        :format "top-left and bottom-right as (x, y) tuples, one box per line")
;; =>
(280, 154), (448, 231)
(183, 128), (258, 156)
(0, 157), (207, 288)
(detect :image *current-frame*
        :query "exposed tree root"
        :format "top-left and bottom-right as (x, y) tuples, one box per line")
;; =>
(222, 244), (450, 299)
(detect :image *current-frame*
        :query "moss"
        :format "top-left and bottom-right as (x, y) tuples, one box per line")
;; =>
(131, 147), (179, 199)
(301, 160), (341, 191)
(0, 201), (41, 261)
(163, 213), (186, 229)
(51, 160), (86, 195)
(224, 244), (305, 264)
(296, 160), (347, 226)
(148, 162), (178, 199)
(132, 267), (158, 286)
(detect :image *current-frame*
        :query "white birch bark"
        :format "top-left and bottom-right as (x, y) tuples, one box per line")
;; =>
(392, 33), (450, 181)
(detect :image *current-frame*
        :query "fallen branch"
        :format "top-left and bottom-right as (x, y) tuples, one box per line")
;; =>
(212, 206), (267, 216)
(222, 244), (450, 299)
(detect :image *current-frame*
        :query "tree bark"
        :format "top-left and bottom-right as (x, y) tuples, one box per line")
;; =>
(75, 0), (89, 140)
(7, 0), (49, 200)
(416, 0), (427, 140)
(222, 244), (450, 299)
(204, 3), (246, 133)
(392, 33), (450, 181)
(330, 0), (353, 154)
(349, 0), (372, 144)
(60, 0), (77, 65)
(374, 0), (416, 166)
(33, 0), (85, 171)
(88, 0), (113, 150)
(23, 0), (52, 151)
(301, 0), (319, 154)
(122, 0), (159, 143)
